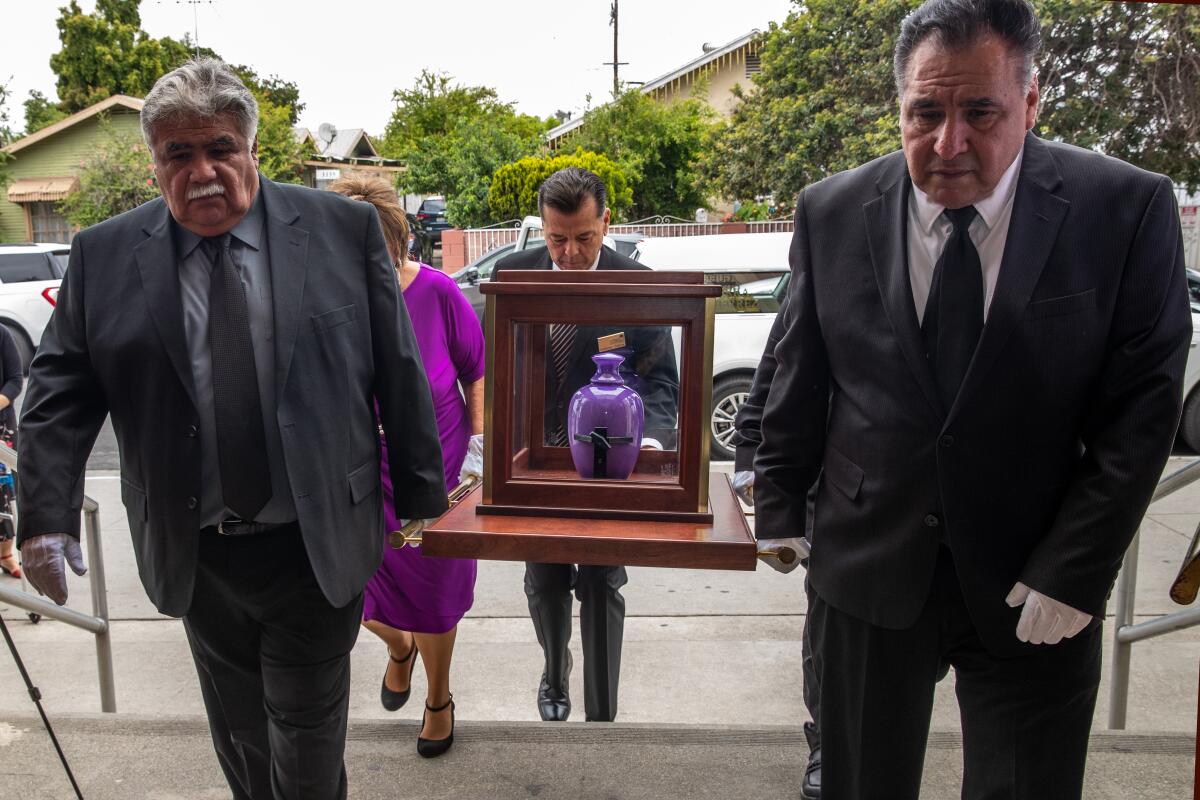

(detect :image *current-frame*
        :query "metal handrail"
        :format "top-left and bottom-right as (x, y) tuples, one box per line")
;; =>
(0, 443), (115, 712)
(1108, 457), (1200, 729)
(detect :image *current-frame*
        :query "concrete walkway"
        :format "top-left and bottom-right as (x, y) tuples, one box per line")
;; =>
(1, 460), (1198, 797)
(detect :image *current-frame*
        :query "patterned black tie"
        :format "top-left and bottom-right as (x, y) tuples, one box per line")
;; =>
(548, 323), (577, 446)
(921, 206), (984, 412)
(203, 234), (271, 519)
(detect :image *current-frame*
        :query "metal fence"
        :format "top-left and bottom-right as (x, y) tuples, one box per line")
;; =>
(0, 443), (115, 712)
(459, 219), (796, 265)
(1108, 457), (1200, 729)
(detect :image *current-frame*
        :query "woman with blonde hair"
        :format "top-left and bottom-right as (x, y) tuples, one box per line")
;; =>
(330, 174), (484, 758)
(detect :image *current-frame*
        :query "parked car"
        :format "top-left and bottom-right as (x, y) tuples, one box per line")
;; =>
(416, 196), (451, 244)
(0, 243), (68, 371)
(632, 233), (793, 461)
(452, 230), (647, 321)
(407, 212), (435, 265)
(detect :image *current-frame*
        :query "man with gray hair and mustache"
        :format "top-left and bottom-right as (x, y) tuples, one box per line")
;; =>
(16, 58), (446, 798)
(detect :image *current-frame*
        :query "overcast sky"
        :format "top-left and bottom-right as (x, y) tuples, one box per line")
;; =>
(4, 0), (795, 138)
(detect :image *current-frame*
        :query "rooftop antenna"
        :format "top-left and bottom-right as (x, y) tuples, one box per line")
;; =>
(158, 1), (215, 57)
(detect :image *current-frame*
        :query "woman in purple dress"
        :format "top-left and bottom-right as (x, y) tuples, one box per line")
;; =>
(331, 176), (484, 758)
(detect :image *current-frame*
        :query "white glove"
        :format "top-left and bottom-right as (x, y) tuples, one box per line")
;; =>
(756, 536), (808, 574)
(459, 434), (484, 485)
(1005, 582), (1092, 645)
(732, 470), (754, 506)
(21, 532), (87, 605)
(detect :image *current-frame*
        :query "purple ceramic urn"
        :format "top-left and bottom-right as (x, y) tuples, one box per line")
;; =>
(567, 352), (644, 479)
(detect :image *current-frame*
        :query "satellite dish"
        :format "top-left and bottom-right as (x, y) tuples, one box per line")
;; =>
(316, 122), (337, 151)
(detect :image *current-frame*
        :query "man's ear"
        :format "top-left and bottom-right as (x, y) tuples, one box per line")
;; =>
(602, 207), (611, 232)
(1024, 73), (1040, 130)
(251, 136), (260, 164)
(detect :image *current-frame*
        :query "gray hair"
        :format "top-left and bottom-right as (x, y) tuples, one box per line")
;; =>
(894, 0), (1041, 97)
(538, 167), (607, 218)
(141, 57), (259, 148)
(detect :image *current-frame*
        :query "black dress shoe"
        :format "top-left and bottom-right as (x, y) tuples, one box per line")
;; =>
(800, 745), (821, 800)
(380, 638), (418, 712)
(537, 650), (572, 721)
(417, 694), (455, 758)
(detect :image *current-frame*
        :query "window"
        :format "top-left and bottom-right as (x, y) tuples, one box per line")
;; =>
(0, 253), (57, 283)
(745, 52), (762, 78)
(28, 202), (74, 244)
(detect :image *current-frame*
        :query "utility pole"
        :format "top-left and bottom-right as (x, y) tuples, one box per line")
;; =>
(604, 0), (628, 97)
(159, 1), (214, 56)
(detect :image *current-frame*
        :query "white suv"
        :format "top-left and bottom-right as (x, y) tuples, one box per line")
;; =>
(0, 243), (67, 371)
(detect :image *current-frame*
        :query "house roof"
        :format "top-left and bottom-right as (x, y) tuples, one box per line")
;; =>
(544, 30), (760, 143)
(2, 95), (144, 155)
(294, 126), (379, 160)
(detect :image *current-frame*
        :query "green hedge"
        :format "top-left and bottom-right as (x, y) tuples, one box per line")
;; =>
(488, 148), (632, 222)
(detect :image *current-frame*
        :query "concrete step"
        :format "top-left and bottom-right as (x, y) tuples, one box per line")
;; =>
(1, 714), (1194, 799)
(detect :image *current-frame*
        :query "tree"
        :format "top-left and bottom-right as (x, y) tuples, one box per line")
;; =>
(58, 117), (160, 229)
(0, 80), (13, 189)
(703, 0), (914, 204)
(1036, 0), (1200, 189)
(49, 0), (194, 113)
(567, 89), (717, 220)
(488, 148), (632, 223)
(23, 90), (67, 135)
(705, 0), (1200, 201)
(232, 66), (309, 184)
(381, 71), (550, 227)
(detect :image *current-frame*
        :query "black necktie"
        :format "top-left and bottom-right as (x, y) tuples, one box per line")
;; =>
(203, 234), (272, 520)
(921, 206), (984, 412)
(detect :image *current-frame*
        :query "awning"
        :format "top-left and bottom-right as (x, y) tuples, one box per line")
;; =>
(6, 176), (80, 203)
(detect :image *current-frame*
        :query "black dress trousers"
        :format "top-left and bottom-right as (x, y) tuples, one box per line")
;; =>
(809, 547), (1101, 800)
(183, 524), (363, 800)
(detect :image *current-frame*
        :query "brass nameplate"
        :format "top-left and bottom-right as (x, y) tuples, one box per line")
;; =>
(597, 332), (626, 352)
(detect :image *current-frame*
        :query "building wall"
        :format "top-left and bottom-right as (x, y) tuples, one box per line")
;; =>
(0, 109), (143, 242)
(648, 45), (760, 117)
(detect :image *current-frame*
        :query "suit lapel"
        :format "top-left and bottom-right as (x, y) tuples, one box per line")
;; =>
(863, 160), (944, 419)
(950, 134), (1068, 417)
(134, 208), (198, 408)
(260, 179), (310, 396)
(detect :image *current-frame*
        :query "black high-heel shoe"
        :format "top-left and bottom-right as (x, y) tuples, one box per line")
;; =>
(380, 637), (418, 712)
(416, 694), (455, 758)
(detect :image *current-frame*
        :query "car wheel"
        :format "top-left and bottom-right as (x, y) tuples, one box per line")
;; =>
(710, 375), (752, 462)
(1, 324), (33, 374)
(1181, 388), (1200, 453)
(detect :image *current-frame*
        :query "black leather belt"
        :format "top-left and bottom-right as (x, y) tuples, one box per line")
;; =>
(206, 518), (292, 537)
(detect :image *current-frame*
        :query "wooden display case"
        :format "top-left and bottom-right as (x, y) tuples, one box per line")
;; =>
(422, 268), (757, 570)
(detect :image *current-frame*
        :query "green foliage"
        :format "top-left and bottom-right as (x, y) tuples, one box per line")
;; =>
(50, 0), (194, 113)
(58, 117), (160, 228)
(1035, 0), (1200, 190)
(381, 71), (549, 227)
(703, 0), (915, 203)
(732, 200), (771, 222)
(705, 0), (1200, 200)
(564, 88), (717, 220)
(33, 1), (307, 184)
(0, 80), (12, 189)
(23, 90), (67, 134)
(488, 148), (632, 223)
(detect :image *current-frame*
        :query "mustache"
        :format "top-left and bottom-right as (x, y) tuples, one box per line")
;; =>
(186, 183), (225, 200)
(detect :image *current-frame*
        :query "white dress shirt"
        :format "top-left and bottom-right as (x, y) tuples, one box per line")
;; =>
(907, 148), (1024, 324)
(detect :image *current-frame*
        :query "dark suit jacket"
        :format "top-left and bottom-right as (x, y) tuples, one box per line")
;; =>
(493, 245), (680, 446)
(17, 177), (447, 616)
(755, 133), (1191, 656)
(0, 325), (23, 429)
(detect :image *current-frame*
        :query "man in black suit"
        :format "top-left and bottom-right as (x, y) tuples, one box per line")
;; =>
(754, 2), (1191, 798)
(17, 58), (445, 799)
(494, 167), (679, 722)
